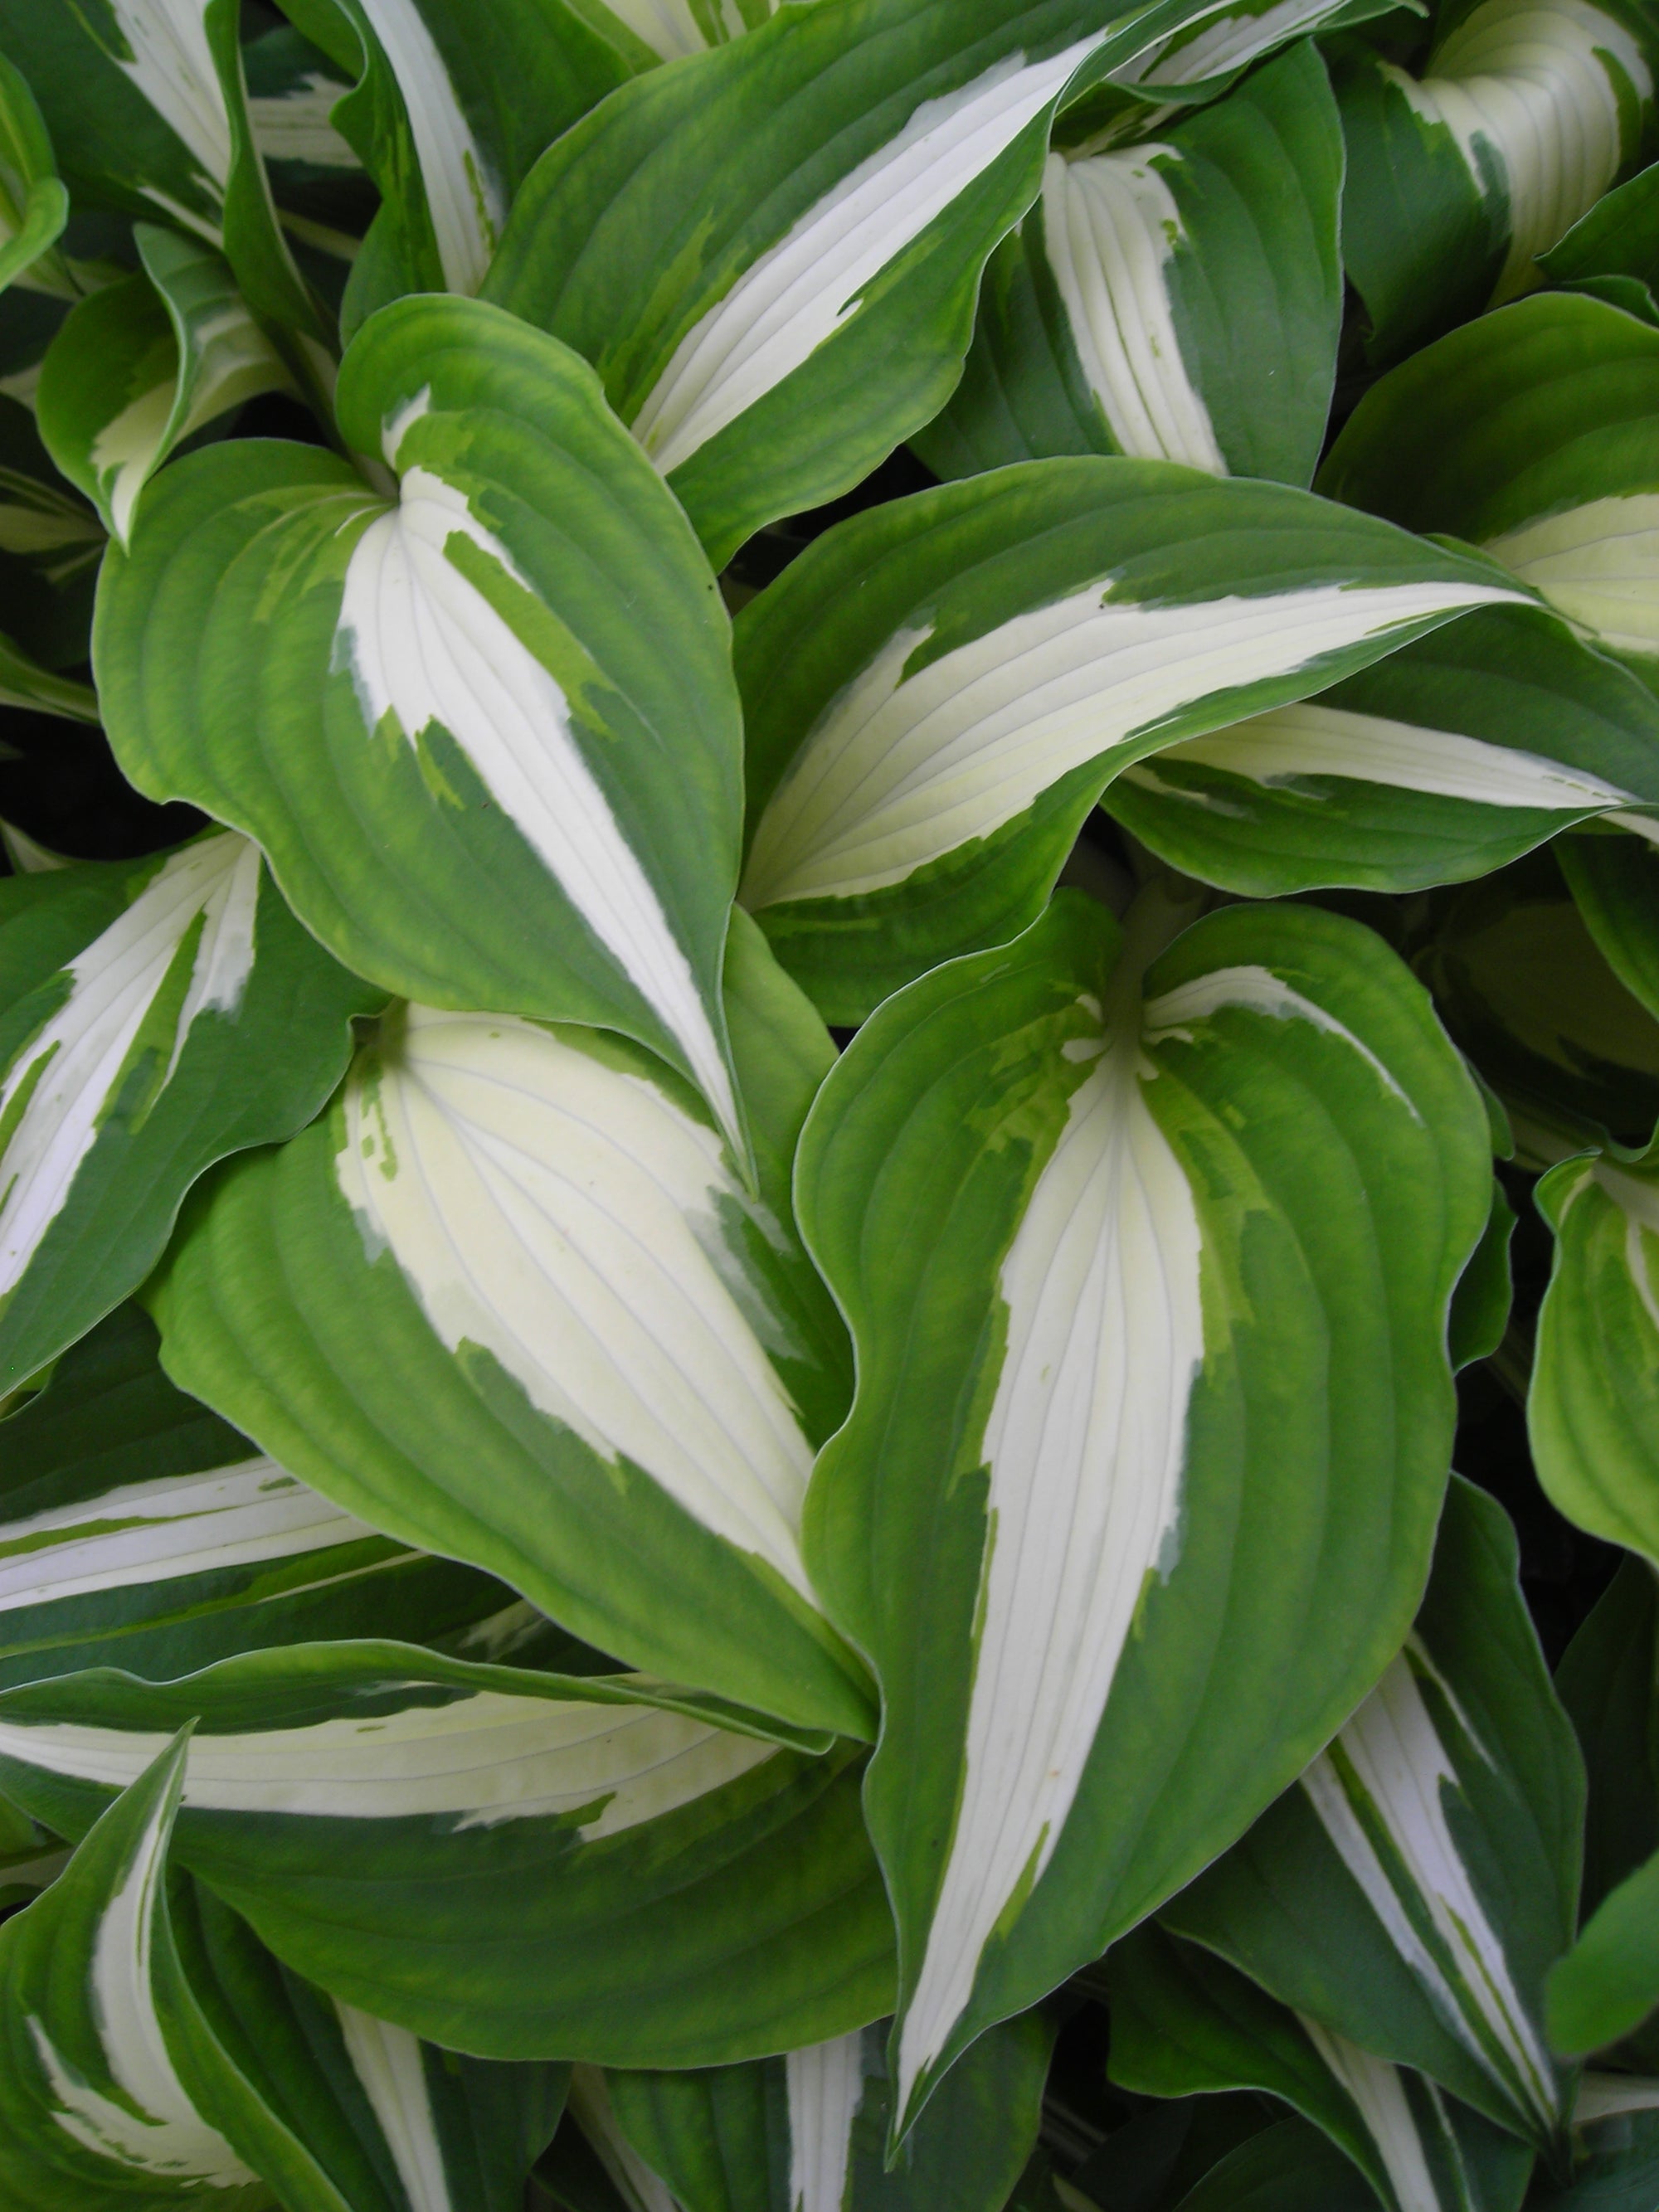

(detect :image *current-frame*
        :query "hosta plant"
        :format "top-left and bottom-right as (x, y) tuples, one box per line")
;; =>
(1, 0), (1658, 2208)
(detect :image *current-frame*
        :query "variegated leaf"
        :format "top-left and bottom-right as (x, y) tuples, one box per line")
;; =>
(737, 457), (1526, 1019)
(795, 889), (1491, 2132)
(1336, 0), (1654, 362)
(1165, 1478), (1581, 2155)
(1105, 602), (1659, 896)
(39, 224), (294, 545)
(1321, 294), (1659, 683)
(0, 47), (70, 298)
(95, 292), (749, 1147)
(484, 0), (1301, 567)
(0, 391), (105, 677)
(0, 829), (382, 1395)
(144, 971), (868, 1740)
(0, 1641), (893, 2066)
(0, 1300), (532, 1691)
(1108, 1923), (1537, 2212)
(915, 41), (1343, 489)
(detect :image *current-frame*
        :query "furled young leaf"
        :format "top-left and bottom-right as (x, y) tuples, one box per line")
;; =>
(1163, 1478), (1582, 2152)
(0, 1641), (894, 2066)
(1335, 0), (1655, 362)
(144, 983), (868, 1740)
(0, 1300), (525, 1691)
(1107, 1923), (1536, 2212)
(736, 456), (1526, 1020)
(316, 0), (637, 338)
(0, 829), (384, 1396)
(1319, 294), (1659, 683)
(38, 223), (295, 544)
(912, 41), (1344, 489)
(0, 47), (71, 296)
(602, 2010), (1052, 2212)
(484, 0), (1314, 567)
(1531, 1126), (1659, 1569)
(1103, 603), (1659, 897)
(96, 290), (750, 1145)
(795, 888), (1491, 2131)
(1409, 850), (1659, 1164)
(0, 391), (106, 674)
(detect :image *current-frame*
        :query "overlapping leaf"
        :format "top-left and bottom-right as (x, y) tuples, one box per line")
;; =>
(0, 391), (105, 678)
(1163, 1478), (1582, 2153)
(795, 888), (1491, 2131)
(914, 41), (1343, 489)
(0, 828), (382, 1395)
(0, 47), (70, 297)
(96, 290), (750, 1142)
(737, 456), (1527, 1019)
(0, 1641), (893, 2066)
(144, 931), (870, 1740)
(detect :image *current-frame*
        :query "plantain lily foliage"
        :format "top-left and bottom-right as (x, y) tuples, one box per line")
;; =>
(0, 1), (1657, 2208)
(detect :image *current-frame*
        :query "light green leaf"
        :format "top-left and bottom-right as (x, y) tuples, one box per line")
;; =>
(484, 0), (1296, 567)
(96, 290), (750, 1145)
(914, 41), (1344, 489)
(0, 827), (385, 1395)
(0, 46), (70, 297)
(736, 457), (1526, 1021)
(601, 2010), (1053, 2211)
(1448, 1178), (1515, 1373)
(1320, 294), (1659, 682)
(0, 1641), (894, 2066)
(1336, 0), (1654, 362)
(1104, 603), (1659, 897)
(1108, 1924), (1536, 2212)
(0, 1300), (536, 1692)
(144, 989), (868, 1741)
(1163, 1478), (1583, 2153)
(1548, 1850), (1659, 2059)
(795, 889), (1491, 2132)
(1531, 1130), (1659, 1569)
(38, 224), (295, 544)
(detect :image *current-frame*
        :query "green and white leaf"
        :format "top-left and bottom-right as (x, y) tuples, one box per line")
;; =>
(913, 41), (1344, 489)
(1108, 1923), (1537, 2212)
(0, 46), (71, 297)
(1336, 0), (1654, 361)
(1531, 1128), (1659, 1569)
(0, 828), (385, 1396)
(38, 224), (294, 545)
(0, 1641), (894, 2067)
(1320, 294), (1659, 680)
(0, 391), (106, 675)
(0, 630), (99, 722)
(1105, 602), (1659, 897)
(144, 984), (869, 1740)
(96, 291), (750, 1145)
(795, 889), (1491, 2131)
(0, 1300), (529, 1692)
(736, 455), (1527, 1019)
(1164, 1477), (1581, 2151)
(601, 2010), (1052, 2211)
(484, 0), (1296, 566)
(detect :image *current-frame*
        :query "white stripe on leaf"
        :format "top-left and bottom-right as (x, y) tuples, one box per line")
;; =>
(1042, 149), (1225, 474)
(27, 1758), (256, 2183)
(247, 75), (360, 168)
(336, 2005), (453, 2212)
(104, 0), (231, 201)
(1142, 964), (1415, 1111)
(1299, 2016), (1443, 2212)
(630, 36), (1107, 474)
(897, 986), (1205, 2105)
(335, 1006), (817, 1597)
(0, 1458), (383, 1615)
(1300, 1650), (1559, 2130)
(741, 579), (1522, 909)
(786, 2030), (865, 2212)
(1483, 495), (1659, 659)
(1575, 2073), (1659, 2122)
(1392, 0), (1652, 297)
(1137, 699), (1638, 809)
(336, 459), (737, 1145)
(1112, 0), (1344, 85)
(356, 0), (502, 290)
(0, 832), (261, 1296)
(0, 1694), (776, 1829)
